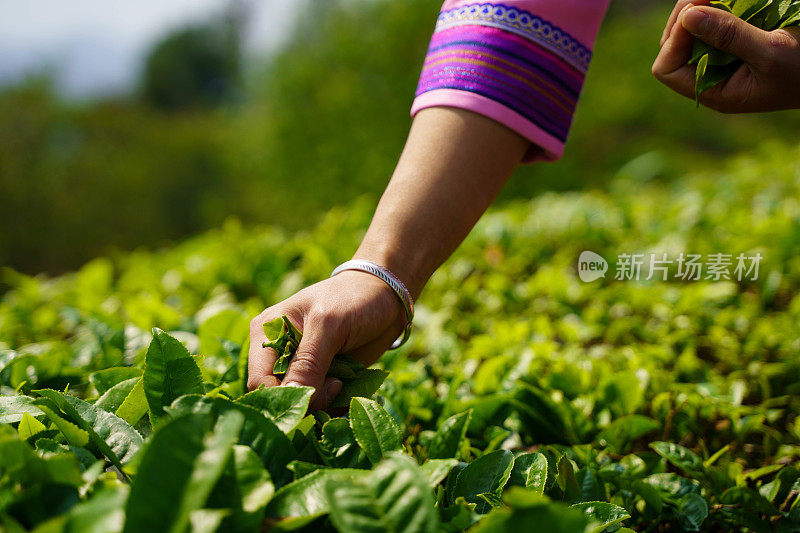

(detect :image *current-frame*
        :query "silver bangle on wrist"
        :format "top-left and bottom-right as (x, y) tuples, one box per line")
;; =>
(330, 259), (414, 349)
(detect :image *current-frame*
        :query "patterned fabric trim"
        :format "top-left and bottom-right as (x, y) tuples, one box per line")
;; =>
(415, 24), (584, 143)
(435, 3), (592, 73)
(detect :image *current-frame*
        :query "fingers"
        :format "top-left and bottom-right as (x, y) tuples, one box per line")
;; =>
(655, 65), (699, 101)
(281, 313), (345, 410)
(661, 1), (709, 47)
(653, 11), (698, 95)
(247, 312), (282, 390)
(681, 6), (772, 66)
(655, 11), (698, 74)
(322, 376), (343, 409)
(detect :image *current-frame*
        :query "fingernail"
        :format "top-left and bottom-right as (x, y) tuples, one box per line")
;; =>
(282, 380), (303, 387)
(682, 8), (710, 36)
(325, 379), (343, 403)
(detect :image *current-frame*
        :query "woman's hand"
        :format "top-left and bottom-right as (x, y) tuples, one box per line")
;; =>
(653, 1), (800, 112)
(248, 271), (405, 410)
(247, 107), (529, 411)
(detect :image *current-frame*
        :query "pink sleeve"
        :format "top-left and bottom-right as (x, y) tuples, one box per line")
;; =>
(411, 1), (610, 162)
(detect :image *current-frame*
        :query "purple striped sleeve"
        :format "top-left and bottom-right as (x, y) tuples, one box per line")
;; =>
(412, 2), (609, 162)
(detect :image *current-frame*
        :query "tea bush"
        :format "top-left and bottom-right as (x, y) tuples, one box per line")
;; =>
(1, 142), (800, 531)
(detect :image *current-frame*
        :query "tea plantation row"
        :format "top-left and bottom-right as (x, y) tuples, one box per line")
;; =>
(1, 143), (800, 531)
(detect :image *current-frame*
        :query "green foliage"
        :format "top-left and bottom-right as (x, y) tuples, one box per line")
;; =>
(689, 0), (800, 100)
(123, 412), (239, 533)
(325, 453), (438, 533)
(3, 136), (800, 530)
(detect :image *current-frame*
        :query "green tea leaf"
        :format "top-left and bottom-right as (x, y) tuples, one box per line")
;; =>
(330, 369), (389, 409)
(60, 485), (129, 533)
(478, 492), (505, 509)
(124, 411), (243, 533)
(167, 394), (295, 486)
(34, 389), (143, 469)
(689, 41), (713, 64)
(598, 415), (659, 453)
(719, 486), (779, 515)
(33, 402), (90, 447)
(677, 494), (708, 531)
(16, 412), (46, 441)
(325, 453), (438, 533)
(452, 449), (514, 514)
(421, 458), (459, 488)
(232, 444), (275, 514)
(115, 378), (148, 427)
(643, 473), (701, 504)
(265, 468), (368, 518)
(123, 413), (207, 533)
(142, 328), (204, 424)
(349, 397), (402, 464)
(189, 510), (229, 533)
(650, 441), (704, 474)
(428, 409), (472, 460)
(263, 316), (301, 376)
(470, 488), (591, 533)
(511, 384), (576, 444)
(171, 410), (244, 533)
(89, 367), (142, 396)
(94, 377), (139, 413)
(0, 425), (83, 487)
(632, 480), (663, 513)
(732, 0), (773, 20)
(318, 417), (369, 469)
(0, 394), (44, 424)
(570, 501), (631, 533)
(557, 455), (583, 503)
(237, 385), (314, 433)
(327, 355), (361, 380)
(507, 452), (548, 494)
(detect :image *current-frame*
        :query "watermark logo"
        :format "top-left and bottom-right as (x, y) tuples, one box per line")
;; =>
(578, 251), (608, 282)
(577, 251), (763, 282)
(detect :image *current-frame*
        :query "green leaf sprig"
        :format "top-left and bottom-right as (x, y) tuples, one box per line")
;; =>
(690, 0), (800, 101)
(262, 315), (302, 376)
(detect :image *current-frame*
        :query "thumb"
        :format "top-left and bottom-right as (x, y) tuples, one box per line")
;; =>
(681, 6), (771, 65)
(281, 318), (342, 410)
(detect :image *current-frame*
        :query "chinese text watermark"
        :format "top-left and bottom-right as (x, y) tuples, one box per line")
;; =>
(578, 251), (762, 282)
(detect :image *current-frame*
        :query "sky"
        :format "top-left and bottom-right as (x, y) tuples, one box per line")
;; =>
(0, 0), (302, 98)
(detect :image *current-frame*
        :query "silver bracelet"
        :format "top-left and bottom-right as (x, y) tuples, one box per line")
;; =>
(331, 259), (414, 349)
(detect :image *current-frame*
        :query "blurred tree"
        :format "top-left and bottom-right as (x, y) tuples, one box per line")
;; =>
(141, 3), (245, 110)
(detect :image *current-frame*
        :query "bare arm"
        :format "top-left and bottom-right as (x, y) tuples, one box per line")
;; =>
(248, 107), (528, 409)
(356, 107), (529, 299)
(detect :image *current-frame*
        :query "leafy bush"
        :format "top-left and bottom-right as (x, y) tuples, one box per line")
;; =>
(1, 141), (800, 531)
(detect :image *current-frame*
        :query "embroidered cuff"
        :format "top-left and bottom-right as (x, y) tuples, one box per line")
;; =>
(412, 3), (596, 162)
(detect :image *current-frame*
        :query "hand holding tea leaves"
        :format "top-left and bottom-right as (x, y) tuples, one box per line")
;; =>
(653, 0), (800, 112)
(248, 271), (405, 410)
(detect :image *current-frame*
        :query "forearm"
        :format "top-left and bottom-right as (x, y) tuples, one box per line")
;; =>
(354, 107), (529, 298)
